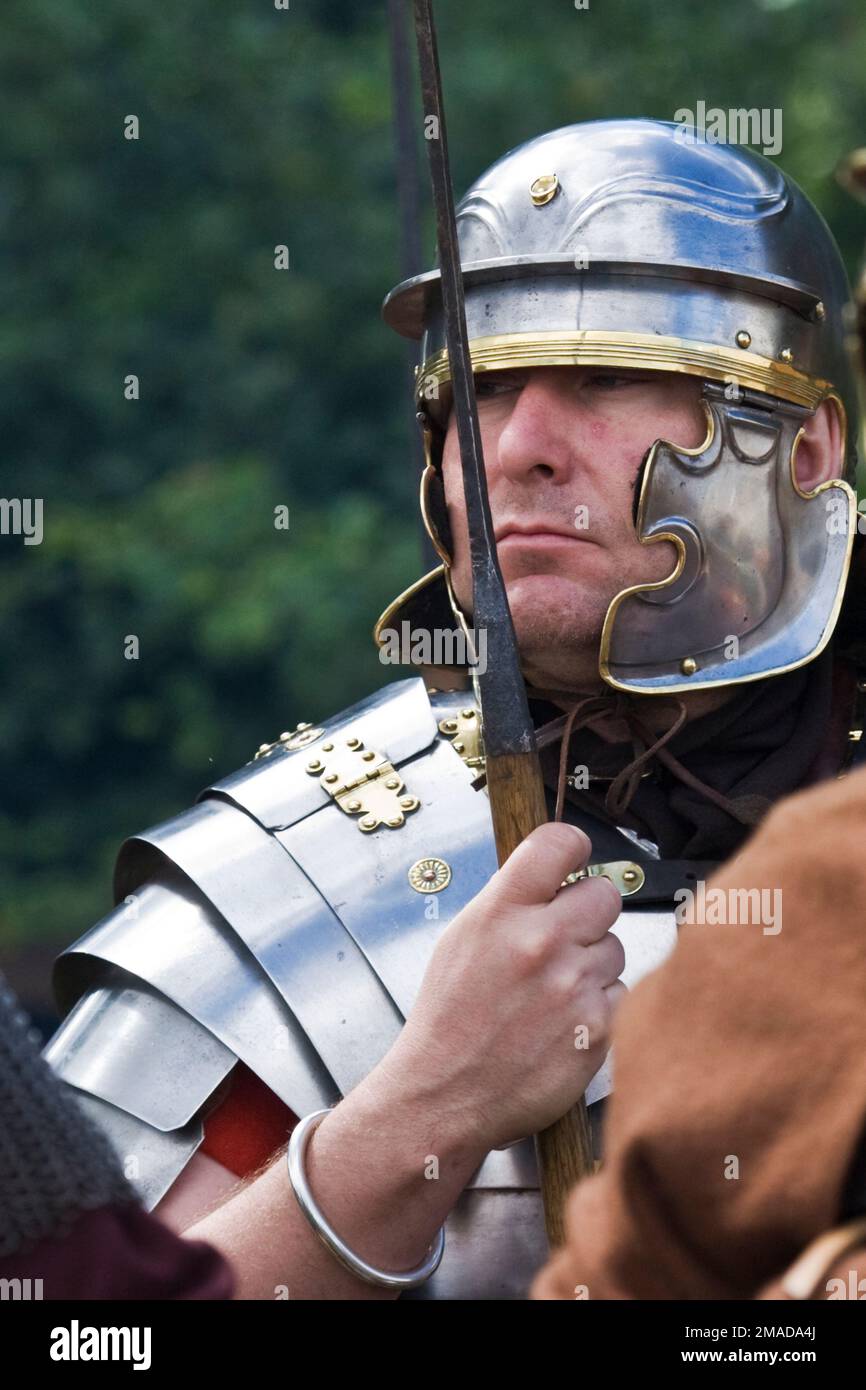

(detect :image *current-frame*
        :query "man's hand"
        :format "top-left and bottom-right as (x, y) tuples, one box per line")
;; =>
(375, 822), (627, 1154)
(184, 824), (626, 1298)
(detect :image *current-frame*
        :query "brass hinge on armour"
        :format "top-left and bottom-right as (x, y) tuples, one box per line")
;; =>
(305, 737), (420, 832)
(438, 706), (485, 774)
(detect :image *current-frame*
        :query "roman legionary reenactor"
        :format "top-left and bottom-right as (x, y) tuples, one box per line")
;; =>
(44, 113), (866, 1297)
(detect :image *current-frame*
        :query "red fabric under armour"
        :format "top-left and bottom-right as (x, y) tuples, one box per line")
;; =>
(201, 1063), (298, 1179)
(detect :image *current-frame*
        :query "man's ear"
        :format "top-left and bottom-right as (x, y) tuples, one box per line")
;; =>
(793, 396), (845, 493)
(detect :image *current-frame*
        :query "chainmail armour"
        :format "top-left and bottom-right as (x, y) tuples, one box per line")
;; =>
(0, 973), (135, 1258)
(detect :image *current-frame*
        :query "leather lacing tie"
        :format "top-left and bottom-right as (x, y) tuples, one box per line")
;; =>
(525, 686), (763, 829)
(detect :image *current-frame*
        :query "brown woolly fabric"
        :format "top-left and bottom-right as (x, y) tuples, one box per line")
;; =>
(532, 764), (866, 1300)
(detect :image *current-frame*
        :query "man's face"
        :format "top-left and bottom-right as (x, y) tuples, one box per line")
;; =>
(439, 364), (707, 691)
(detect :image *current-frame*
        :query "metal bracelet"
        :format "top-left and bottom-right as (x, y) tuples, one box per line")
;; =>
(286, 1108), (446, 1291)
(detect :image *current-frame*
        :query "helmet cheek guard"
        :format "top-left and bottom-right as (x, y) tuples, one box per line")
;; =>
(379, 119), (861, 691)
(417, 415), (453, 566)
(601, 382), (855, 692)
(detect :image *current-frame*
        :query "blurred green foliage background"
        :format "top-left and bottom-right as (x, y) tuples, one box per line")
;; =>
(1, 0), (866, 987)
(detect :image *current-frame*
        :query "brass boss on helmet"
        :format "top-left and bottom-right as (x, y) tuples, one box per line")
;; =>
(377, 118), (860, 694)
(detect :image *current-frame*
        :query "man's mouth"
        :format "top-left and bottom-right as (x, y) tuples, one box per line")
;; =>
(496, 522), (594, 548)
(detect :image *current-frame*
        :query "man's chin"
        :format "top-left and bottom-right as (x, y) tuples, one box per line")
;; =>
(454, 570), (612, 656)
(511, 616), (608, 690)
(505, 574), (610, 633)
(453, 575), (607, 688)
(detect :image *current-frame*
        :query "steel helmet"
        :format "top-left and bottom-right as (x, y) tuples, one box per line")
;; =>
(378, 118), (859, 693)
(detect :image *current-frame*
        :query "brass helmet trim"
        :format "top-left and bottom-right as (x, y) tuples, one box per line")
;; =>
(417, 329), (832, 418)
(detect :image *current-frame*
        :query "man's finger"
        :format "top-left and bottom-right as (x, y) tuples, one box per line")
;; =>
(557, 873), (623, 943)
(490, 822), (592, 908)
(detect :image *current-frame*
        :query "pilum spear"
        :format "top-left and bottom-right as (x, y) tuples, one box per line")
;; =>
(411, 0), (594, 1246)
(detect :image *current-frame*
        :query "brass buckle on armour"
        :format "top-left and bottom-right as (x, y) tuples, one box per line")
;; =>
(561, 862), (646, 897)
(254, 722), (325, 759)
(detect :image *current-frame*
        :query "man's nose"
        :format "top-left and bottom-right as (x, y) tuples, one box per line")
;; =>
(494, 372), (585, 485)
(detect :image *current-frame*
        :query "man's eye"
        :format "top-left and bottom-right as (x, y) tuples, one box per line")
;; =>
(586, 373), (650, 390)
(474, 373), (522, 397)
